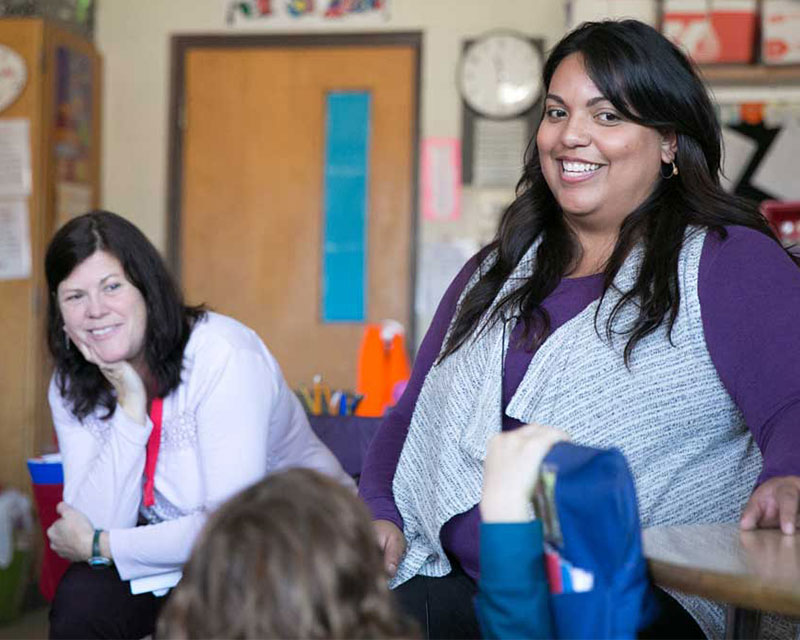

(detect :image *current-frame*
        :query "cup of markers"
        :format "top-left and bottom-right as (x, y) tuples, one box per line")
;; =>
(295, 374), (364, 416)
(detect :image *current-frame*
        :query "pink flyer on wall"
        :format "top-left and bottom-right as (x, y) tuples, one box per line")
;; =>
(421, 137), (461, 221)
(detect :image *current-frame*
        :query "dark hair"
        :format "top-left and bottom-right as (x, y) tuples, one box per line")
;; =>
(441, 19), (794, 364)
(45, 210), (205, 419)
(158, 468), (415, 639)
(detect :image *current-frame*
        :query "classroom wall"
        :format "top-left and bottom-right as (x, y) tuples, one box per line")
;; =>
(95, 0), (568, 341)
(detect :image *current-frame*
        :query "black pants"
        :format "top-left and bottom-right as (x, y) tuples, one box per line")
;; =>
(391, 563), (702, 640)
(49, 563), (169, 639)
(393, 559), (482, 640)
(638, 588), (706, 640)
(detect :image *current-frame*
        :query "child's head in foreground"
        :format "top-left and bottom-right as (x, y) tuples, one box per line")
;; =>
(158, 468), (414, 639)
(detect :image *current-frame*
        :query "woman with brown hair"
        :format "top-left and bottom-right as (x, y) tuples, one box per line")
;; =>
(44, 211), (351, 638)
(158, 468), (415, 639)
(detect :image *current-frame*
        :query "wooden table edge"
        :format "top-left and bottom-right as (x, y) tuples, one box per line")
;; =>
(647, 558), (800, 618)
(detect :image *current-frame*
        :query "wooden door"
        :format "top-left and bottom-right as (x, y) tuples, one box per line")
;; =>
(176, 37), (418, 389)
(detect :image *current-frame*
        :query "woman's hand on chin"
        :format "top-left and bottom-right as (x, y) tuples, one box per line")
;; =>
(47, 502), (95, 562)
(66, 328), (148, 425)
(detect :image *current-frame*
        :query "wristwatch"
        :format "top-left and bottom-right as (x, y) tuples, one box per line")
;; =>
(88, 529), (112, 568)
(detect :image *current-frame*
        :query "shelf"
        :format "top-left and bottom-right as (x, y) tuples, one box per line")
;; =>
(699, 64), (800, 86)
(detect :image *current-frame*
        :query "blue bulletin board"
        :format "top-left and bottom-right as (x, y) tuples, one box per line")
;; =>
(321, 91), (371, 322)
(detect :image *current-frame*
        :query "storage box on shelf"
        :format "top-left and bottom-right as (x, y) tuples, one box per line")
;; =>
(762, 0), (800, 65)
(662, 0), (758, 64)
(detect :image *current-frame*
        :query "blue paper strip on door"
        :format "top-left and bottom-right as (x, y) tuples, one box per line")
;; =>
(322, 91), (371, 322)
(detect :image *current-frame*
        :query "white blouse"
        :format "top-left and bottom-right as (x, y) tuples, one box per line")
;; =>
(50, 312), (352, 581)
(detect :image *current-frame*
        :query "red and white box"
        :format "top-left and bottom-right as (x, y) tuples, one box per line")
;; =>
(662, 0), (757, 63)
(762, 0), (800, 65)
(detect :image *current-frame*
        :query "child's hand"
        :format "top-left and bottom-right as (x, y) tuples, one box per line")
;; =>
(480, 424), (569, 523)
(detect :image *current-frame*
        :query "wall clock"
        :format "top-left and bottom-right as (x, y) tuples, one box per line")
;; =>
(458, 31), (543, 119)
(0, 45), (26, 113)
(460, 34), (544, 184)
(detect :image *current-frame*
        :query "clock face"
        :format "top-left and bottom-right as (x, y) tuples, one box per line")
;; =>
(0, 45), (26, 113)
(459, 33), (542, 119)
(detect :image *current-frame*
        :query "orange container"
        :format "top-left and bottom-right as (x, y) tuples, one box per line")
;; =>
(663, 0), (757, 63)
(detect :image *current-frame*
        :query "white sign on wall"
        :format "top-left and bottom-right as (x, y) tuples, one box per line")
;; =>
(0, 199), (31, 281)
(0, 118), (31, 198)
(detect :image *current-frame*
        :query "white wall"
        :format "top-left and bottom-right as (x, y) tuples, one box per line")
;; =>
(95, 0), (569, 339)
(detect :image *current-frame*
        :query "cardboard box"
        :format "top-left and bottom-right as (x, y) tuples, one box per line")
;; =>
(662, 0), (757, 63)
(762, 0), (800, 64)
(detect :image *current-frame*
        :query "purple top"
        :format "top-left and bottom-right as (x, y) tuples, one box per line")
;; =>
(358, 226), (800, 582)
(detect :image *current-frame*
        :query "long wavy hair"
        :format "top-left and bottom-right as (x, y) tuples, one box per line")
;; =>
(45, 210), (205, 419)
(441, 20), (794, 365)
(158, 468), (416, 639)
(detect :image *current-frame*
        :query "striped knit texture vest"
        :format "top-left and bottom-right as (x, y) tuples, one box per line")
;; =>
(392, 228), (770, 638)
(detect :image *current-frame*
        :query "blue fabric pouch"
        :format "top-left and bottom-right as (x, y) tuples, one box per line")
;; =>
(538, 442), (658, 639)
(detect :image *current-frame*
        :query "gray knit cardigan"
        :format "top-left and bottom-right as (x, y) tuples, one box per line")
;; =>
(392, 228), (771, 638)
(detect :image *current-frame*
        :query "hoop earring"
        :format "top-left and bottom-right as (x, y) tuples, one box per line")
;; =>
(661, 161), (678, 179)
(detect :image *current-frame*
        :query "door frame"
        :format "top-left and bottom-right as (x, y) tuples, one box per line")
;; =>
(166, 31), (423, 348)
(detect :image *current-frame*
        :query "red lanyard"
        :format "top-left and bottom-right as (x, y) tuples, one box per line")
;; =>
(143, 398), (164, 507)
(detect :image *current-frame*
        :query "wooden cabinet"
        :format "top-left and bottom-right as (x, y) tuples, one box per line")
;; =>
(0, 18), (101, 491)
